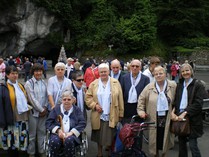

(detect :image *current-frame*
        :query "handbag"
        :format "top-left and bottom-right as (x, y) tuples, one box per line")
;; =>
(170, 116), (190, 136)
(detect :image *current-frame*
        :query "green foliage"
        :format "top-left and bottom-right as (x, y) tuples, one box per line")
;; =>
(32, 0), (209, 58)
(152, 0), (209, 45)
(33, 0), (156, 55)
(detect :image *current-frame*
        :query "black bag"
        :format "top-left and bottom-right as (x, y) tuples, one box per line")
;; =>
(170, 116), (190, 136)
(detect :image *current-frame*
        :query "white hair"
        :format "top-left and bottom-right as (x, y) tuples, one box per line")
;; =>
(98, 63), (109, 70)
(55, 62), (66, 70)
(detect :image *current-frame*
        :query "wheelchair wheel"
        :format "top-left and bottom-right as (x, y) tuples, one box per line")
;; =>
(75, 131), (88, 157)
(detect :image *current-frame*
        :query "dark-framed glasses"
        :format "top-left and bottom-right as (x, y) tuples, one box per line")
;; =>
(76, 79), (84, 82)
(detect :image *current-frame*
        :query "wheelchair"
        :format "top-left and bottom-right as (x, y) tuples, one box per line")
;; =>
(44, 130), (88, 157)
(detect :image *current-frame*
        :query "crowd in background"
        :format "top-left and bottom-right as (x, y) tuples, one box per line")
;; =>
(0, 55), (208, 157)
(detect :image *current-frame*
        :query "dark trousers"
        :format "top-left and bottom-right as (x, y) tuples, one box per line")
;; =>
(24, 72), (30, 82)
(49, 134), (76, 157)
(178, 136), (201, 157)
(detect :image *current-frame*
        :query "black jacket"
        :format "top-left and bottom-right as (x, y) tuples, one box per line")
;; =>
(174, 79), (205, 138)
(0, 84), (14, 128)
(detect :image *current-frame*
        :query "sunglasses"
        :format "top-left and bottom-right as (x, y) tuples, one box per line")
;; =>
(131, 65), (140, 68)
(63, 98), (71, 101)
(76, 79), (84, 82)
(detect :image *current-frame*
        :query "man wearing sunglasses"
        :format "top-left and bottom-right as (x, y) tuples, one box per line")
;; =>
(120, 59), (150, 124)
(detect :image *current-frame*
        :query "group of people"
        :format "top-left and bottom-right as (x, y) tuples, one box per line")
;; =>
(0, 55), (207, 157)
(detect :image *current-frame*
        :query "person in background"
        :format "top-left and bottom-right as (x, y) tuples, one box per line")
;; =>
(85, 63), (124, 157)
(46, 91), (86, 157)
(171, 63), (205, 157)
(84, 61), (99, 89)
(73, 61), (81, 71)
(47, 62), (72, 109)
(166, 61), (172, 80)
(15, 56), (21, 67)
(82, 58), (92, 74)
(42, 57), (48, 79)
(0, 66), (31, 157)
(23, 58), (32, 82)
(143, 56), (160, 82)
(71, 70), (87, 120)
(8, 56), (16, 66)
(65, 57), (75, 80)
(110, 59), (125, 84)
(120, 59), (150, 124)
(25, 63), (48, 157)
(0, 57), (6, 81)
(170, 61), (178, 81)
(137, 66), (176, 157)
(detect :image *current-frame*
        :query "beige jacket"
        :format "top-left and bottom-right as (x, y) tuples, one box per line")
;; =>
(137, 80), (176, 156)
(85, 77), (124, 130)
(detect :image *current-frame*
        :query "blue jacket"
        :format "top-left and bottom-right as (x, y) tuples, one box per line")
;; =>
(45, 104), (86, 143)
(120, 72), (150, 118)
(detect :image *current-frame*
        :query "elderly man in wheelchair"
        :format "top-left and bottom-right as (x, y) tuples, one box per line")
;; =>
(46, 91), (86, 157)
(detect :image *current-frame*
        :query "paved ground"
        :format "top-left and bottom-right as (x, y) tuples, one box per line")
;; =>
(0, 68), (209, 157)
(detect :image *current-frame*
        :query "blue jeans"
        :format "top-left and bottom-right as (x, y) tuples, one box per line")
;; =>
(178, 136), (201, 157)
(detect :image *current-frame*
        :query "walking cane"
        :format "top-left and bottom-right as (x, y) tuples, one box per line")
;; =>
(57, 115), (65, 143)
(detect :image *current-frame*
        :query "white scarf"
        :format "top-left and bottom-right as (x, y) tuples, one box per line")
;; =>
(54, 76), (68, 106)
(60, 104), (73, 133)
(180, 78), (193, 111)
(128, 72), (141, 103)
(7, 80), (29, 114)
(156, 81), (168, 116)
(66, 64), (73, 78)
(97, 77), (111, 121)
(110, 70), (121, 80)
(73, 83), (84, 112)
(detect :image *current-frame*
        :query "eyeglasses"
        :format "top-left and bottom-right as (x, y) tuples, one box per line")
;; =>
(131, 65), (140, 68)
(154, 73), (164, 76)
(63, 98), (71, 101)
(76, 79), (84, 82)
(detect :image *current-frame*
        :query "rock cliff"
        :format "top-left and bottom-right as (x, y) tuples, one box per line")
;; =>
(0, 0), (62, 57)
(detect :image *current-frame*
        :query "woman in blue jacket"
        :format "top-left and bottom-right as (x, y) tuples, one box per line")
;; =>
(46, 90), (86, 157)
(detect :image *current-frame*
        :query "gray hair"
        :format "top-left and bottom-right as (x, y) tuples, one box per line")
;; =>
(98, 63), (109, 70)
(130, 59), (141, 67)
(111, 59), (121, 67)
(62, 90), (75, 99)
(55, 62), (66, 70)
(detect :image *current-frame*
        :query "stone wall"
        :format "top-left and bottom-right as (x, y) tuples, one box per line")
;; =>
(0, 0), (63, 57)
(178, 50), (209, 65)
